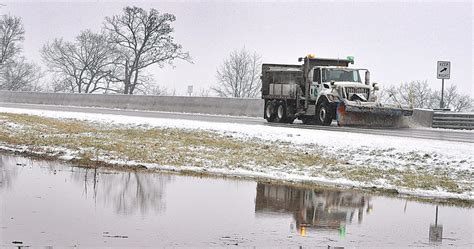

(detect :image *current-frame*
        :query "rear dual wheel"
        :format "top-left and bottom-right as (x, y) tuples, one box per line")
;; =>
(266, 100), (294, 123)
(265, 100), (276, 122)
(275, 102), (287, 123)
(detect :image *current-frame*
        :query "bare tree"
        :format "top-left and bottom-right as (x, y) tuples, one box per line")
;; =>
(384, 80), (432, 108)
(0, 14), (40, 91)
(383, 81), (472, 112)
(213, 48), (261, 98)
(429, 84), (473, 111)
(0, 15), (24, 66)
(442, 84), (458, 108)
(410, 80), (433, 108)
(197, 87), (211, 97)
(49, 78), (70, 93)
(0, 57), (42, 91)
(139, 82), (170, 96)
(451, 94), (473, 112)
(104, 6), (191, 95)
(41, 30), (117, 93)
(429, 89), (441, 109)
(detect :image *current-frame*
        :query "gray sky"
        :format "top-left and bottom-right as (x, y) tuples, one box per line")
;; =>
(3, 0), (473, 96)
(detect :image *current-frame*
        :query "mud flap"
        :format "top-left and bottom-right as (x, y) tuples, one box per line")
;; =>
(336, 101), (412, 127)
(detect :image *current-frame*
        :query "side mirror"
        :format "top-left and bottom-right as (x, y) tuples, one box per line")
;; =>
(365, 71), (370, 85)
(372, 82), (379, 91)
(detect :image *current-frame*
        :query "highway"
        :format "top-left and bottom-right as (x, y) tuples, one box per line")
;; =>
(1, 102), (473, 143)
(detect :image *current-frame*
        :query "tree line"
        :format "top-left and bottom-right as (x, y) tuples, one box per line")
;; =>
(379, 80), (472, 112)
(0, 15), (41, 91)
(0, 6), (263, 98)
(0, 5), (471, 111)
(0, 6), (191, 95)
(42, 7), (191, 95)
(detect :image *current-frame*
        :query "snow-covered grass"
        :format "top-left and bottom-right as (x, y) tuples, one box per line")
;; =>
(0, 106), (472, 201)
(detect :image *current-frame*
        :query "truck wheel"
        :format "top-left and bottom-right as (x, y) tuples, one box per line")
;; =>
(275, 102), (288, 123)
(265, 100), (276, 122)
(286, 105), (296, 124)
(317, 101), (333, 126)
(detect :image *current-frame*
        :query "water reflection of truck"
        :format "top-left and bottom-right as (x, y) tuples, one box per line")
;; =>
(261, 55), (413, 127)
(255, 183), (370, 234)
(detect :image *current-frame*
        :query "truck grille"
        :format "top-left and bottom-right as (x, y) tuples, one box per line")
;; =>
(345, 87), (370, 100)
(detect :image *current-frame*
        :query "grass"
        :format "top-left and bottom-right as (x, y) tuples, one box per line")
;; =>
(0, 112), (471, 199)
(339, 166), (461, 193)
(0, 113), (337, 169)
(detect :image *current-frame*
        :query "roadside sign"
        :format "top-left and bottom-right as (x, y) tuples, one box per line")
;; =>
(187, 85), (193, 96)
(437, 61), (450, 79)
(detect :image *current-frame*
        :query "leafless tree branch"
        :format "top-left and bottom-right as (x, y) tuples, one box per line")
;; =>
(41, 30), (118, 93)
(212, 47), (261, 98)
(0, 15), (24, 66)
(104, 6), (191, 95)
(381, 80), (472, 112)
(0, 57), (42, 91)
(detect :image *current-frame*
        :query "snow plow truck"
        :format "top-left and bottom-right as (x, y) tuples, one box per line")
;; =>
(261, 55), (413, 127)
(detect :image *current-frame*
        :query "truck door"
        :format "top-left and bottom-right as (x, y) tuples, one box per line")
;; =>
(310, 68), (321, 100)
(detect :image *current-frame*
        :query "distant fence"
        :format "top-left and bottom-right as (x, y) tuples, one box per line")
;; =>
(0, 91), (263, 117)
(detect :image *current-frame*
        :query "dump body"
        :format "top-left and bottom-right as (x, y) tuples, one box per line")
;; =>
(261, 56), (413, 127)
(261, 64), (302, 99)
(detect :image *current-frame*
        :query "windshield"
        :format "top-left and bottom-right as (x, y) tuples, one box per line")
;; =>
(322, 69), (361, 83)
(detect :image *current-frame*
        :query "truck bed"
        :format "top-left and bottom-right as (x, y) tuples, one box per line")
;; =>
(261, 64), (303, 98)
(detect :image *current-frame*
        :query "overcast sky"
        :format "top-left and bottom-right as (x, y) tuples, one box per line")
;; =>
(2, 0), (473, 96)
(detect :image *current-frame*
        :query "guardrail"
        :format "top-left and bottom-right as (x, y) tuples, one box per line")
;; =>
(2, 91), (472, 129)
(0, 91), (263, 117)
(432, 112), (474, 130)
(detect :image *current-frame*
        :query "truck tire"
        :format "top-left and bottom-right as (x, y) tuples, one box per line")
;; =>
(316, 101), (333, 126)
(265, 100), (276, 122)
(286, 104), (296, 124)
(275, 101), (288, 123)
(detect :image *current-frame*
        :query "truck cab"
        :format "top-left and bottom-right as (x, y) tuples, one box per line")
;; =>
(309, 66), (377, 124)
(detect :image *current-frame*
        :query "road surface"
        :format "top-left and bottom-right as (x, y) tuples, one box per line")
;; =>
(1, 102), (472, 143)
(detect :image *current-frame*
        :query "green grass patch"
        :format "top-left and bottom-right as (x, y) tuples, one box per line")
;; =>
(0, 113), (336, 169)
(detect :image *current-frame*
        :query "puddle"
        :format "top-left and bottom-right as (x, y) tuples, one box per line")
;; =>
(0, 155), (473, 248)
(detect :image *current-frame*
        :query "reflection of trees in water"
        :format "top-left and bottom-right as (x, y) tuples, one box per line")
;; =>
(0, 156), (18, 190)
(255, 183), (371, 234)
(69, 167), (173, 215)
(0, 154), (173, 215)
(0, 155), (63, 190)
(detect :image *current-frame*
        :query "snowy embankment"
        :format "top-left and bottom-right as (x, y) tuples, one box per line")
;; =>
(0, 106), (472, 201)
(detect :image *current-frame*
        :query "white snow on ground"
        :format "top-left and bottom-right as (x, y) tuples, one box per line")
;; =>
(0, 106), (473, 200)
